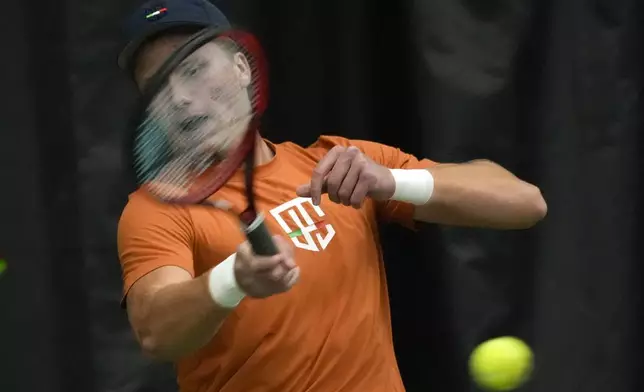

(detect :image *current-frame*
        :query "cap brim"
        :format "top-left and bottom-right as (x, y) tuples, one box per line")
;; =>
(117, 21), (210, 70)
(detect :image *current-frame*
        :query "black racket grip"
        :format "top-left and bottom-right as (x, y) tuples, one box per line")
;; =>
(244, 214), (279, 256)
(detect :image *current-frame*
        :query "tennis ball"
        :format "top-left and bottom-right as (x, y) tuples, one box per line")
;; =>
(469, 336), (533, 391)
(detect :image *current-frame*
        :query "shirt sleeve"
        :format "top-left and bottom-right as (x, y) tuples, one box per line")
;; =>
(308, 135), (438, 229)
(117, 192), (195, 303)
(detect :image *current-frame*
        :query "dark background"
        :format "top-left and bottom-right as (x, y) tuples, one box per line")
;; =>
(1, 0), (643, 391)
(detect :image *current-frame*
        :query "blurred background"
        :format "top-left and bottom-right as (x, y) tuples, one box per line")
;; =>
(1, 0), (643, 391)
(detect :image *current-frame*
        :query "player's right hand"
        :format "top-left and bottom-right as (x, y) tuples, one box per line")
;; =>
(234, 235), (300, 298)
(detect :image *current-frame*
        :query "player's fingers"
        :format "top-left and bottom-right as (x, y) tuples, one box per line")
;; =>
(270, 235), (297, 270)
(338, 153), (365, 206)
(283, 267), (300, 287)
(350, 169), (376, 208)
(295, 183), (311, 197)
(237, 241), (254, 261)
(281, 256), (296, 270)
(326, 147), (359, 204)
(310, 146), (343, 205)
(273, 235), (295, 259)
(249, 254), (283, 272)
(297, 181), (330, 199)
(267, 263), (288, 281)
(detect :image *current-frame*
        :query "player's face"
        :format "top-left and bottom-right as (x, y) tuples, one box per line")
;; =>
(135, 34), (253, 159)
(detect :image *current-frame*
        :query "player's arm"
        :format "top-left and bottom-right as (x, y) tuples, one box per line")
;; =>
(125, 266), (233, 361)
(410, 160), (547, 229)
(118, 199), (234, 361)
(298, 137), (546, 230)
(119, 196), (298, 361)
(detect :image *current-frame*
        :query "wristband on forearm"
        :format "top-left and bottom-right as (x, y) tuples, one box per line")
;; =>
(389, 169), (435, 205)
(207, 253), (246, 309)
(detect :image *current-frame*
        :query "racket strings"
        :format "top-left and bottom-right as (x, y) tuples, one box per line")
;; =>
(133, 35), (261, 201)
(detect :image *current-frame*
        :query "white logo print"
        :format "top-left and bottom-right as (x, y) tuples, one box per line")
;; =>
(269, 197), (336, 252)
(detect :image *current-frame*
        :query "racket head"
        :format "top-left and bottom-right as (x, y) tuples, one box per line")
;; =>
(131, 27), (269, 205)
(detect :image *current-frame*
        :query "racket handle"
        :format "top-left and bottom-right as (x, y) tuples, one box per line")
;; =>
(244, 214), (279, 256)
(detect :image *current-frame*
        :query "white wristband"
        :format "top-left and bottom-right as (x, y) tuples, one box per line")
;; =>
(389, 169), (435, 205)
(207, 253), (246, 309)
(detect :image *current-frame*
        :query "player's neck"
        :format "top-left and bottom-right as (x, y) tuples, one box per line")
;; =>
(255, 137), (275, 166)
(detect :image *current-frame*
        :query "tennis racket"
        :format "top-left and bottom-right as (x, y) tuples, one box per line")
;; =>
(131, 27), (277, 256)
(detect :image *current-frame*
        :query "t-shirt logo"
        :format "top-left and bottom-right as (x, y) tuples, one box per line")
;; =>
(269, 197), (336, 252)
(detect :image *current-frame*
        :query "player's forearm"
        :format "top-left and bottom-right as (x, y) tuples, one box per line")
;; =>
(412, 160), (547, 229)
(136, 272), (234, 361)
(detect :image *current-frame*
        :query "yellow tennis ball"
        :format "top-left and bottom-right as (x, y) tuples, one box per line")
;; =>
(469, 336), (533, 391)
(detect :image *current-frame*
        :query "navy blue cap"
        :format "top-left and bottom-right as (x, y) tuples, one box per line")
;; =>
(118, 0), (231, 71)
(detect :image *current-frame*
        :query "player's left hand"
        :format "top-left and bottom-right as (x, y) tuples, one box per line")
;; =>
(296, 146), (395, 208)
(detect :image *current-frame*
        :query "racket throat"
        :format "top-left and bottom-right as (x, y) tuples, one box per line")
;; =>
(239, 208), (261, 227)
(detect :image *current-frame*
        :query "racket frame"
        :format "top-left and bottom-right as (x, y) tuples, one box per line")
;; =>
(132, 27), (278, 256)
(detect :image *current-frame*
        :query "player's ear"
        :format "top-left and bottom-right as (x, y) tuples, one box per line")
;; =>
(233, 52), (251, 88)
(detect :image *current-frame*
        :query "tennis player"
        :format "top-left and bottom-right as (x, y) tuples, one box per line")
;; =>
(117, 1), (547, 391)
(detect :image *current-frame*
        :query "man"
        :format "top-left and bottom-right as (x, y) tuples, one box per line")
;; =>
(117, 1), (547, 391)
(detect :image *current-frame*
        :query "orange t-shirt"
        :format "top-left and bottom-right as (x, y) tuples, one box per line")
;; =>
(118, 135), (435, 392)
